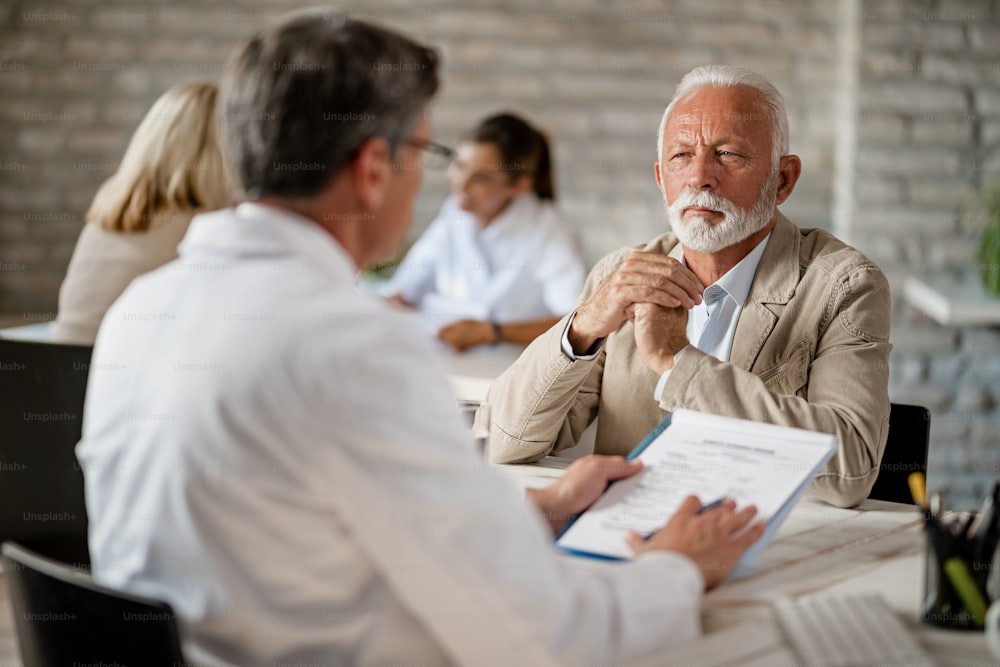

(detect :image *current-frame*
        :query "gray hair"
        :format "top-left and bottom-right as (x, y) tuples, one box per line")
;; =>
(220, 9), (439, 199)
(656, 65), (789, 171)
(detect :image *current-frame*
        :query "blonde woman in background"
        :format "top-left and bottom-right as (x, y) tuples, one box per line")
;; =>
(53, 82), (231, 344)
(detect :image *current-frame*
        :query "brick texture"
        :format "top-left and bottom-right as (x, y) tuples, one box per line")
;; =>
(0, 0), (838, 311)
(2, 0), (999, 508)
(843, 0), (1000, 509)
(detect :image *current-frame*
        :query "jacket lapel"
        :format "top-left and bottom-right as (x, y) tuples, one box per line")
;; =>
(730, 213), (800, 371)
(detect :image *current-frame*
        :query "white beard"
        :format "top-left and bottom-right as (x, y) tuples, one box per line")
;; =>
(664, 171), (778, 253)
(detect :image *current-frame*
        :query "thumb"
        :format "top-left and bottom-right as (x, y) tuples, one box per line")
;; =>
(625, 530), (646, 554)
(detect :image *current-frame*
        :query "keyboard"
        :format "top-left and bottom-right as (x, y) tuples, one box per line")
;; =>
(774, 594), (937, 667)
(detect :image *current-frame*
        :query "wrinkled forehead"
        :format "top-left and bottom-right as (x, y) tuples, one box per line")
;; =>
(665, 85), (774, 146)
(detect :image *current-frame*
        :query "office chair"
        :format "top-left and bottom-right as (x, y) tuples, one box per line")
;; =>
(0, 338), (92, 566)
(867, 403), (931, 504)
(2, 541), (186, 666)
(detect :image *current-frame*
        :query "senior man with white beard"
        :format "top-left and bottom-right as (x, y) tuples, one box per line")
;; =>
(487, 65), (892, 508)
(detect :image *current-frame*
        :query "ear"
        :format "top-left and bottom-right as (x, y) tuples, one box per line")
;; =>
(774, 155), (802, 206)
(351, 137), (392, 212)
(654, 161), (664, 193)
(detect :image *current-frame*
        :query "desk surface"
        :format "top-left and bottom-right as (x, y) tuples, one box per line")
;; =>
(0, 323), (523, 404)
(495, 460), (997, 666)
(440, 342), (524, 403)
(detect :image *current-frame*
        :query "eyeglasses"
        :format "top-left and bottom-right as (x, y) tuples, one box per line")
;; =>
(406, 138), (455, 170)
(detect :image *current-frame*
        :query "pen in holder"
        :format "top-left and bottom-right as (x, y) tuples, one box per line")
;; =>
(919, 477), (1000, 631)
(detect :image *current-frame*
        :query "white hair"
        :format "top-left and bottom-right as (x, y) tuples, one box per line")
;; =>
(656, 65), (789, 171)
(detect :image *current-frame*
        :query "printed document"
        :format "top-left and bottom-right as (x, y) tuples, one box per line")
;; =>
(555, 409), (837, 570)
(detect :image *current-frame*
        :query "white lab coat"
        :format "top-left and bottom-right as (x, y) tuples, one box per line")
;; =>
(388, 194), (586, 330)
(78, 202), (702, 667)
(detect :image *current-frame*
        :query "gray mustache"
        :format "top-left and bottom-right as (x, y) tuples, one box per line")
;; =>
(670, 190), (739, 215)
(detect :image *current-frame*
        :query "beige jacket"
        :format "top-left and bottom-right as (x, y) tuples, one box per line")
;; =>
(53, 211), (194, 345)
(488, 214), (892, 508)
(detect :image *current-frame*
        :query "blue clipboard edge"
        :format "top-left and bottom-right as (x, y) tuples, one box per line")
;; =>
(553, 414), (673, 547)
(555, 546), (626, 562)
(729, 439), (837, 577)
(554, 412), (837, 569)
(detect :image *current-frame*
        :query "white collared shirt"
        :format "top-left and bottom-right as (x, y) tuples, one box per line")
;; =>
(387, 193), (586, 330)
(682, 232), (771, 361)
(78, 202), (703, 667)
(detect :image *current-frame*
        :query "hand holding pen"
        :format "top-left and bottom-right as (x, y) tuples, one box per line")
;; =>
(640, 497), (727, 540)
(627, 495), (766, 590)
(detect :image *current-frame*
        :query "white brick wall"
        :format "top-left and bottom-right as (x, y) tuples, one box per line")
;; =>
(844, 0), (1000, 508)
(0, 0), (840, 311)
(1, 0), (998, 506)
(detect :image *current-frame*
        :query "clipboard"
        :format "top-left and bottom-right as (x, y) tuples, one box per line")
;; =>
(554, 409), (838, 574)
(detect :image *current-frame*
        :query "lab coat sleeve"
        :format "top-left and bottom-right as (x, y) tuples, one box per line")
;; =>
(295, 305), (705, 666)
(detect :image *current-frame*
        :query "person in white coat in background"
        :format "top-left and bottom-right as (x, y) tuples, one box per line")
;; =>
(77, 9), (764, 667)
(387, 112), (586, 351)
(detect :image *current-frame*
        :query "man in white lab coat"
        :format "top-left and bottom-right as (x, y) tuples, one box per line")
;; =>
(77, 9), (764, 667)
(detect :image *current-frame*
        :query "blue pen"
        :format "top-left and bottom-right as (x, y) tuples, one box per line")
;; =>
(696, 497), (727, 515)
(643, 497), (727, 540)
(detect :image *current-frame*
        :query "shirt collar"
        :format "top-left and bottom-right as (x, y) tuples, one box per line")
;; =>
(181, 201), (359, 284)
(681, 232), (772, 307)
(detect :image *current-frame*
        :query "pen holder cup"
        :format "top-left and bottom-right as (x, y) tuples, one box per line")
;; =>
(922, 513), (998, 630)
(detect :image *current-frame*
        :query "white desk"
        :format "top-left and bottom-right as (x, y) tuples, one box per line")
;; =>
(0, 322), (55, 342)
(0, 320), (521, 403)
(495, 461), (997, 666)
(439, 342), (525, 403)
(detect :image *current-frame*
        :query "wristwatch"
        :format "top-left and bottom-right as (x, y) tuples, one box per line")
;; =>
(491, 321), (502, 345)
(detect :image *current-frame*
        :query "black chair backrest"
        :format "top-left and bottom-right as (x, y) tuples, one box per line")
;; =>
(0, 338), (92, 565)
(868, 403), (931, 504)
(2, 541), (186, 666)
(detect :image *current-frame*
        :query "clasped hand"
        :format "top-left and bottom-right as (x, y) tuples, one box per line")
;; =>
(568, 251), (703, 373)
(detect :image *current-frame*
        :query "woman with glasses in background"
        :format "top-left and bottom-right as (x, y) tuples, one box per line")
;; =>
(386, 112), (586, 352)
